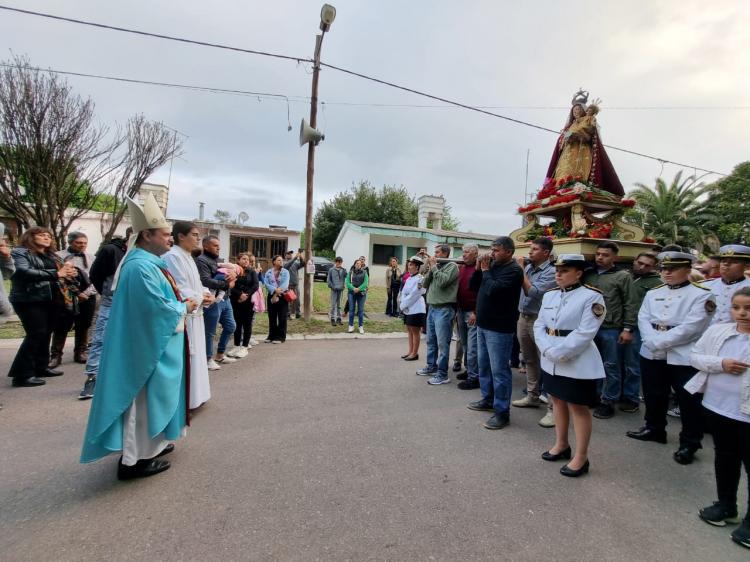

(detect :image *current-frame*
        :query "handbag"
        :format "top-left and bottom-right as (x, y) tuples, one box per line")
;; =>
(251, 287), (266, 313)
(283, 289), (297, 303)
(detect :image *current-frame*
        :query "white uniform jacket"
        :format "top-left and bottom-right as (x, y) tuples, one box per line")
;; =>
(704, 277), (750, 324)
(638, 281), (716, 365)
(533, 284), (606, 380)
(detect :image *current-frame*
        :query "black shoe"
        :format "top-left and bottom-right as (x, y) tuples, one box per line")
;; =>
(483, 414), (509, 430)
(39, 368), (63, 377)
(673, 446), (697, 465)
(542, 447), (572, 462)
(593, 402), (615, 419)
(452, 361), (462, 372)
(331, 319), (336, 326)
(117, 457), (171, 480)
(404, 354), (419, 361)
(401, 354), (410, 359)
(336, 319), (342, 325)
(295, 314), (301, 319)
(12, 376), (46, 387)
(467, 399), (493, 412)
(626, 426), (667, 444)
(731, 519), (750, 549)
(560, 460), (589, 477)
(457, 378), (480, 390)
(155, 443), (175, 458)
(618, 400), (640, 413)
(78, 376), (96, 400)
(456, 371), (468, 381)
(699, 501), (741, 527)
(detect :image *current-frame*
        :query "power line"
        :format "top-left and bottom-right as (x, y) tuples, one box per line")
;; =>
(0, 3), (729, 176)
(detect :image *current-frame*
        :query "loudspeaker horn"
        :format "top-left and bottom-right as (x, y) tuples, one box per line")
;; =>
(299, 119), (325, 147)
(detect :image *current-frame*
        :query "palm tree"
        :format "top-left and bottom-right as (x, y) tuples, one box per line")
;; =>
(627, 171), (718, 252)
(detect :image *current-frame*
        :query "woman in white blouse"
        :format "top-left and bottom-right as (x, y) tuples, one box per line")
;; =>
(687, 286), (750, 549)
(399, 257), (426, 361)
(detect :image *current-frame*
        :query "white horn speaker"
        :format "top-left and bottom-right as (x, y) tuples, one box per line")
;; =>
(299, 119), (325, 147)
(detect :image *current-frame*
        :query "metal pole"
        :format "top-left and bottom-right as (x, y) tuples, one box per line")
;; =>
(303, 32), (325, 322)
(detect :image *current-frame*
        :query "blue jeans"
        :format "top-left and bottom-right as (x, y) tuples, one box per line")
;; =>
(204, 299), (237, 358)
(456, 309), (478, 381)
(595, 327), (631, 403)
(84, 299), (112, 376)
(424, 306), (455, 378)
(477, 327), (514, 416)
(348, 291), (365, 326)
(621, 328), (643, 404)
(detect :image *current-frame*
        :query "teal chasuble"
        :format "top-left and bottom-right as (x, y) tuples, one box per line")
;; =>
(81, 248), (187, 463)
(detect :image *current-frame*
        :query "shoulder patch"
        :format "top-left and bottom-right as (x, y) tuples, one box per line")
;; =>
(691, 281), (710, 290)
(592, 302), (606, 318)
(584, 284), (602, 294)
(705, 300), (717, 313)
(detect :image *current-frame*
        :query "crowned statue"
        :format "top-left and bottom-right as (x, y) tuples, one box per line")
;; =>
(545, 89), (624, 197)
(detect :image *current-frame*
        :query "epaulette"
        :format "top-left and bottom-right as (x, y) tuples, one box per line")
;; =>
(584, 284), (602, 294)
(649, 284), (665, 291)
(691, 281), (710, 290)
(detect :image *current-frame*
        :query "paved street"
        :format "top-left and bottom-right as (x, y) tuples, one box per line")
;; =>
(0, 337), (746, 561)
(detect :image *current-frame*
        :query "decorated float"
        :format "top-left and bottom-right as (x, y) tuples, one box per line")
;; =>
(510, 90), (655, 261)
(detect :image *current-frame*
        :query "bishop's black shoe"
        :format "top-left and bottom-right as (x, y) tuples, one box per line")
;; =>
(155, 444), (175, 458)
(626, 426), (667, 444)
(117, 457), (171, 480)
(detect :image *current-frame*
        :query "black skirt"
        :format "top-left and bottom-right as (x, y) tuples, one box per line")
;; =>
(542, 369), (599, 407)
(404, 312), (426, 327)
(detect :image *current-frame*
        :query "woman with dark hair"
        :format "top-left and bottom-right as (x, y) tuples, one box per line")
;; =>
(533, 254), (606, 477)
(228, 253), (259, 357)
(399, 256), (426, 360)
(346, 259), (369, 334)
(7, 226), (77, 387)
(163, 221), (214, 409)
(263, 254), (290, 343)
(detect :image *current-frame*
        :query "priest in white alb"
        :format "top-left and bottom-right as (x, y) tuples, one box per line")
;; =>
(163, 221), (214, 409)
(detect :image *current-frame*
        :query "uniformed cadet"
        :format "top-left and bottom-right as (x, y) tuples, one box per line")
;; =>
(534, 254), (606, 478)
(626, 251), (716, 465)
(704, 244), (750, 324)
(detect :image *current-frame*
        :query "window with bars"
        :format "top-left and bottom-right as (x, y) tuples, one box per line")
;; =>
(253, 239), (267, 258)
(270, 239), (287, 258)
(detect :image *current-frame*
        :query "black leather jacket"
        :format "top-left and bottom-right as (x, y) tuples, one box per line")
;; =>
(9, 247), (61, 303)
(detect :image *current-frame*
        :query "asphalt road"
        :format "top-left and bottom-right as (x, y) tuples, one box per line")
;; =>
(0, 337), (747, 561)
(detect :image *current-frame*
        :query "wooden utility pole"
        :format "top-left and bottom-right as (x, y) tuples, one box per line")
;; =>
(303, 32), (325, 322)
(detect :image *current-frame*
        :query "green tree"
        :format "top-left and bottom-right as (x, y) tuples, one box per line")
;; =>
(627, 171), (718, 251)
(312, 181), (460, 252)
(703, 162), (750, 243)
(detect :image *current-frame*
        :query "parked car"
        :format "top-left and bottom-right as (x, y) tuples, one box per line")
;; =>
(313, 256), (334, 281)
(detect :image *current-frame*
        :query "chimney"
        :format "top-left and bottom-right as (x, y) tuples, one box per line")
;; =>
(417, 195), (445, 230)
(198, 202), (205, 221)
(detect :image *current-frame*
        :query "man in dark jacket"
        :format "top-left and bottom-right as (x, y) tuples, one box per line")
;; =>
(78, 229), (131, 400)
(467, 236), (524, 430)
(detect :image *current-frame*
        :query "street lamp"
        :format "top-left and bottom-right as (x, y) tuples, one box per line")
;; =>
(301, 4), (336, 322)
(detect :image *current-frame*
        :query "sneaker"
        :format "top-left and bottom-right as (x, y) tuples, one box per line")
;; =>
(667, 406), (681, 418)
(699, 502), (741, 527)
(427, 375), (451, 385)
(207, 359), (221, 371)
(593, 402), (615, 419)
(358, 326), (364, 334)
(78, 376), (96, 400)
(331, 319), (336, 326)
(216, 356), (237, 364)
(538, 411), (556, 428)
(457, 378), (480, 390)
(467, 399), (494, 411)
(484, 414), (509, 430)
(347, 325), (354, 333)
(263, 338), (272, 343)
(452, 361), (462, 372)
(249, 338), (259, 346)
(225, 346), (241, 358)
(512, 396), (541, 408)
(416, 367), (437, 376)
(234, 346), (249, 358)
(731, 519), (750, 549)
(619, 400), (640, 413)
(271, 340), (282, 345)
(539, 394), (549, 405)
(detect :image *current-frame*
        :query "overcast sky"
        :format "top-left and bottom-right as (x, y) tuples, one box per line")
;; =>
(1, 0), (748, 236)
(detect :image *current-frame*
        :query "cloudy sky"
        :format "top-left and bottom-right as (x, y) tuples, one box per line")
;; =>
(1, 0), (748, 236)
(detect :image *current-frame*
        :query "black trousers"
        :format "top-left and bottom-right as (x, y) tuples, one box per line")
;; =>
(641, 357), (703, 448)
(706, 409), (750, 516)
(267, 295), (288, 342)
(385, 287), (400, 316)
(51, 296), (96, 355)
(232, 299), (255, 346)
(7, 301), (56, 380)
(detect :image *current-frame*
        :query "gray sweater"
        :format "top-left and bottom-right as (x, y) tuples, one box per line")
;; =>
(327, 266), (346, 290)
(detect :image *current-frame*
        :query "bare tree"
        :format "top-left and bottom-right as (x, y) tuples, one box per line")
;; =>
(99, 116), (182, 242)
(0, 56), (182, 246)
